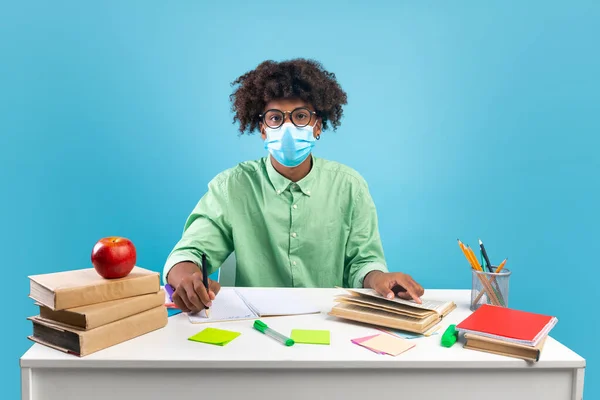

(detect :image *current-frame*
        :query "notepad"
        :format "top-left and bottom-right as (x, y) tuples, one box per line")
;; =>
(378, 324), (441, 339)
(167, 308), (182, 317)
(291, 329), (330, 345)
(188, 288), (321, 323)
(359, 334), (415, 356)
(188, 288), (256, 323)
(378, 328), (421, 339)
(188, 327), (241, 346)
(351, 334), (386, 354)
(235, 288), (321, 316)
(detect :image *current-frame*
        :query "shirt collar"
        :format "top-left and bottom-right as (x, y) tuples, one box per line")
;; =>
(265, 155), (317, 197)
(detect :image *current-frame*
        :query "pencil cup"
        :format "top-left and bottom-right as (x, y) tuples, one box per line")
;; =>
(470, 268), (511, 311)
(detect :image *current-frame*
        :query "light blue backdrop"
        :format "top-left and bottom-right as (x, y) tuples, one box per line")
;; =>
(2, 1), (597, 398)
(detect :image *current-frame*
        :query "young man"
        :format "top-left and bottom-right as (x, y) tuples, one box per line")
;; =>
(164, 58), (424, 314)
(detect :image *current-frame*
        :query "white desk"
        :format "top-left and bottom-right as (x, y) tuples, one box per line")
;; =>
(20, 288), (586, 400)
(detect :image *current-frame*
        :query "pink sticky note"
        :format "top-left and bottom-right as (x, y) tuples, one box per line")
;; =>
(360, 334), (416, 356)
(351, 334), (386, 354)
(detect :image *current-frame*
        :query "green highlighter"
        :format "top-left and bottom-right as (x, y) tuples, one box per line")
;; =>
(441, 324), (458, 347)
(253, 320), (295, 346)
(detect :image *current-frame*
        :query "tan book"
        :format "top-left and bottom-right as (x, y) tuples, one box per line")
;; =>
(463, 333), (547, 362)
(328, 288), (456, 334)
(29, 266), (160, 310)
(28, 305), (168, 357)
(37, 289), (165, 330)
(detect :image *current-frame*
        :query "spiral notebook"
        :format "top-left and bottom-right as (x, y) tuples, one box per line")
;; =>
(187, 288), (321, 323)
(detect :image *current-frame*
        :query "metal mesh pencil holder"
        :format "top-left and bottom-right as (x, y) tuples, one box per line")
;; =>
(470, 268), (511, 311)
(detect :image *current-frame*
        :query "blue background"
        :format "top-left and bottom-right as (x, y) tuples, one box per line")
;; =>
(2, 1), (597, 398)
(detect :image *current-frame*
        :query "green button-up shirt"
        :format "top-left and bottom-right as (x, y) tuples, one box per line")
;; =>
(163, 155), (388, 288)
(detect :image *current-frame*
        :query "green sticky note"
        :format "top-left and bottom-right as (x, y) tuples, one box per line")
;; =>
(291, 329), (330, 345)
(188, 327), (241, 346)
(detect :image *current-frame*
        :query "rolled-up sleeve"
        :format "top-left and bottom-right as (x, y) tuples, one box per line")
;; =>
(162, 176), (234, 283)
(344, 183), (389, 288)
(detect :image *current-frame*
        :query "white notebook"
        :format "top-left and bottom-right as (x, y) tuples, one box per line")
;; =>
(188, 287), (321, 323)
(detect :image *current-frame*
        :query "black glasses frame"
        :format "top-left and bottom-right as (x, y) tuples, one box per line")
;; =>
(259, 107), (317, 129)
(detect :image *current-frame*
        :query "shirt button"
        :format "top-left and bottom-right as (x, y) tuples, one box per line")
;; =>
(306, 190), (311, 195)
(276, 189), (281, 194)
(292, 261), (297, 266)
(293, 204), (298, 209)
(291, 232), (297, 238)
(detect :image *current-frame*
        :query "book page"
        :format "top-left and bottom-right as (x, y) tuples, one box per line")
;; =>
(234, 288), (321, 316)
(346, 288), (451, 312)
(188, 288), (257, 323)
(335, 295), (432, 317)
(335, 303), (424, 322)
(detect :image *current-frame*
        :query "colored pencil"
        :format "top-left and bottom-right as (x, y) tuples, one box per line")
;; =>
(495, 258), (508, 273)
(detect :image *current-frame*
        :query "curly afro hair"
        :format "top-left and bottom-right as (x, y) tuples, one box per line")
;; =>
(229, 58), (348, 135)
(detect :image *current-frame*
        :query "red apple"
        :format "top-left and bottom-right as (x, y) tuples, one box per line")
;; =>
(91, 237), (136, 279)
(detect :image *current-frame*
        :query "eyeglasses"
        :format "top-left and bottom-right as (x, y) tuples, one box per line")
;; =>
(259, 107), (317, 129)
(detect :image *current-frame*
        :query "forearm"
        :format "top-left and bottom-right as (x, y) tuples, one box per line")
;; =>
(167, 261), (201, 287)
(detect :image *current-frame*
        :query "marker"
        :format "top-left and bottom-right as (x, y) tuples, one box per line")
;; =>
(441, 324), (458, 347)
(253, 320), (294, 346)
(165, 283), (175, 301)
(164, 283), (177, 308)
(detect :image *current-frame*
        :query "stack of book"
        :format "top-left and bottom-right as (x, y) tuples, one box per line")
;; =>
(329, 288), (456, 334)
(456, 304), (558, 362)
(27, 266), (168, 357)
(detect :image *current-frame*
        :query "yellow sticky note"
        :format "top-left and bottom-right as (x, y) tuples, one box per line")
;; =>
(291, 329), (330, 345)
(360, 334), (415, 356)
(188, 327), (241, 346)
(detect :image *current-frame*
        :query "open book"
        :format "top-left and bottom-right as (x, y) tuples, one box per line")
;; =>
(187, 288), (321, 323)
(329, 288), (456, 334)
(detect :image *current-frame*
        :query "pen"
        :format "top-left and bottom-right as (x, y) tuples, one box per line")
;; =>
(479, 239), (494, 273)
(253, 320), (294, 346)
(202, 253), (210, 318)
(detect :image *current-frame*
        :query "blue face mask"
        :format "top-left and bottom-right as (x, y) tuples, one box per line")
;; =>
(264, 123), (317, 167)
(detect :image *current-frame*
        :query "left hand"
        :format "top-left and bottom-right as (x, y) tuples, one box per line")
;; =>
(364, 271), (424, 304)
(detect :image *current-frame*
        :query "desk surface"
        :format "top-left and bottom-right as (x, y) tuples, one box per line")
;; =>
(20, 288), (585, 370)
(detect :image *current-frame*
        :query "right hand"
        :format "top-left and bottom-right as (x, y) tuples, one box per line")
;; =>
(171, 271), (221, 313)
